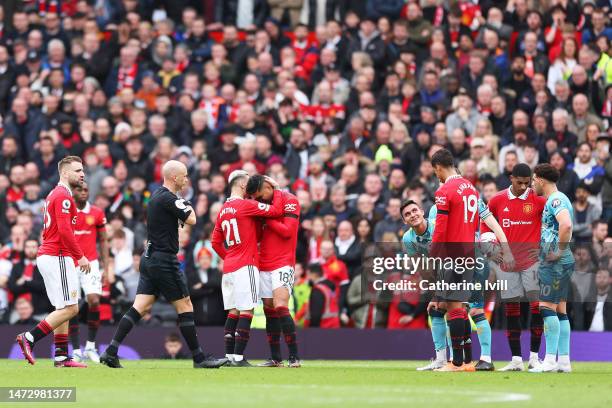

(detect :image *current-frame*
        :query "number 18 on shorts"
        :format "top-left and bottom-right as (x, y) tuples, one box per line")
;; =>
(260, 266), (295, 299)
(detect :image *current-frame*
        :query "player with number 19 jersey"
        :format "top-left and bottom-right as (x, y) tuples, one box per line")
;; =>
(432, 175), (480, 244)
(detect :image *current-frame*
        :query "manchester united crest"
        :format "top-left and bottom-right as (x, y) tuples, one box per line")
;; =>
(86, 215), (95, 225)
(523, 203), (533, 214)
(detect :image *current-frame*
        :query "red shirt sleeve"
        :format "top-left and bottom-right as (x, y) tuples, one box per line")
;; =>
(242, 190), (284, 218)
(211, 218), (226, 259)
(432, 187), (449, 243)
(55, 196), (84, 260)
(96, 208), (107, 230)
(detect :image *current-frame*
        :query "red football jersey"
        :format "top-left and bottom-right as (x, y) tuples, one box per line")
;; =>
(74, 202), (107, 261)
(432, 175), (480, 244)
(481, 188), (546, 271)
(211, 190), (284, 274)
(38, 183), (84, 261)
(259, 191), (300, 271)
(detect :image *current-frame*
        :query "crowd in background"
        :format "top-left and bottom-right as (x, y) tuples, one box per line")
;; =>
(0, 0), (610, 331)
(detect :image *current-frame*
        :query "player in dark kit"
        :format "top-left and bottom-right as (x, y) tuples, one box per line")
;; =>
(211, 170), (285, 367)
(100, 161), (226, 369)
(429, 149), (480, 372)
(246, 175), (302, 368)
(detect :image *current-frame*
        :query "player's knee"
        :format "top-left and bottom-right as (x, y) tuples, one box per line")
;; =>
(272, 297), (289, 309)
(65, 303), (79, 318)
(87, 296), (100, 307)
(174, 297), (193, 313)
(262, 298), (274, 308)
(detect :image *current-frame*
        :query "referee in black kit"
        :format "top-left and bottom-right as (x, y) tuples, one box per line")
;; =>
(100, 160), (227, 368)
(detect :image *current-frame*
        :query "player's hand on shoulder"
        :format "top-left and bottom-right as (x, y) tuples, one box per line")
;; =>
(78, 256), (91, 274)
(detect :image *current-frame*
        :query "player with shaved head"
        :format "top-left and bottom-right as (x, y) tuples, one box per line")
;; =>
(101, 160), (227, 369)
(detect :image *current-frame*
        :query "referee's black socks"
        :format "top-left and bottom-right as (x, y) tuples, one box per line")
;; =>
(106, 307), (142, 356)
(178, 312), (205, 364)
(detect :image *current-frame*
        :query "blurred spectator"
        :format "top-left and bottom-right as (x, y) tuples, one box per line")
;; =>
(305, 263), (340, 328)
(186, 247), (224, 326)
(573, 183), (602, 243)
(587, 267), (612, 332)
(7, 239), (52, 319)
(160, 332), (189, 359)
(12, 298), (39, 325)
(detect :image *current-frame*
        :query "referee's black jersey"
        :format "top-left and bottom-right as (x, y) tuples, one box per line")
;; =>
(146, 186), (192, 254)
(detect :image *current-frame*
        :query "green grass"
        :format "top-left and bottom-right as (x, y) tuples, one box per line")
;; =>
(1, 360), (611, 408)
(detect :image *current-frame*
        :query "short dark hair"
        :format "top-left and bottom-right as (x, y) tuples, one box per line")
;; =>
(511, 163), (532, 178)
(400, 199), (419, 219)
(307, 263), (323, 276)
(534, 163), (560, 183)
(430, 148), (454, 168)
(246, 174), (265, 195)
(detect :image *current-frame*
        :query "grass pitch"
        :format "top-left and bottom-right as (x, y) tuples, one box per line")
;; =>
(1, 360), (611, 408)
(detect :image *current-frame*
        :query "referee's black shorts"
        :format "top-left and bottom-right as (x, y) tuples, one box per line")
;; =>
(137, 251), (189, 302)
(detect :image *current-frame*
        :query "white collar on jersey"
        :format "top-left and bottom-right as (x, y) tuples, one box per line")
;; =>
(57, 182), (73, 197)
(226, 195), (243, 202)
(77, 201), (91, 213)
(445, 174), (462, 182)
(508, 187), (530, 200)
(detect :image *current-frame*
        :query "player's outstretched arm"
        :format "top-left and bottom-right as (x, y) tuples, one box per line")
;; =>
(244, 190), (284, 218)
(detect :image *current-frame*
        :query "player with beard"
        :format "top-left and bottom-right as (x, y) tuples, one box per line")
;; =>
(16, 156), (91, 367)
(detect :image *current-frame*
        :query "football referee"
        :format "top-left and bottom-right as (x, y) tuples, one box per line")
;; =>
(100, 160), (227, 368)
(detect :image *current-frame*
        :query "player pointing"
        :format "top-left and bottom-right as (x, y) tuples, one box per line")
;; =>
(100, 160), (227, 369)
(211, 170), (285, 367)
(16, 156), (90, 367)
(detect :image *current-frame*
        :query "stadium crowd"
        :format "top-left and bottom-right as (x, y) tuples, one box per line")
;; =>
(0, 0), (611, 332)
